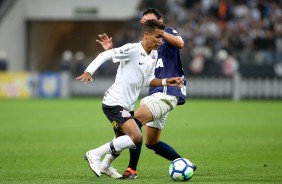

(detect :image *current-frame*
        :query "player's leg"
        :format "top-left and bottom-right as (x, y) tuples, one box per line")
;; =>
(100, 132), (124, 178)
(145, 124), (182, 161)
(128, 118), (143, 170)
(120, 93), (176, 179)
(119, 95), (158, 179)
(100, 154), (122, 178)
(100, 108), (134, 177)
(100, 119), (142, 178)
(129, 100), (155, 166)
(85, 105), (142, 177)
(85, 133), (136, 177)
(145, 110), (182, 161)
(134, 101), (154, 123)
(119, 96), (156, 179)
(85, 119), (142, 177)
(137, 93), (180, 160)
(119, 118), (142, 179)
(145, 112), (197, 171)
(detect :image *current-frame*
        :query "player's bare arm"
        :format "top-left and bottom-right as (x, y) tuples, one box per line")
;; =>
(96, 33), (113, 51)
(163, 32), (184, 49)
(150, 77), (184, 87)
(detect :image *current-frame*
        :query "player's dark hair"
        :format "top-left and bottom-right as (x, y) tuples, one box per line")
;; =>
(143, 19), (165, 33)
(142, 8), (162, 20)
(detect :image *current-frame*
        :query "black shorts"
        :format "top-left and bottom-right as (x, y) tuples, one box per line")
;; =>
(102, 104), (134, 132)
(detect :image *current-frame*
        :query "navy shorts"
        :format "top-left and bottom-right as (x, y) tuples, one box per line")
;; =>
(102, 104), (134, 132)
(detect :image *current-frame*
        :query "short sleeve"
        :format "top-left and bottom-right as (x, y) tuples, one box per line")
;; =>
(166, 27), (179, 36)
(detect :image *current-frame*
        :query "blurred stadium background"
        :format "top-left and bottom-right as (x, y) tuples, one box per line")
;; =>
(0, 0), (282, 100)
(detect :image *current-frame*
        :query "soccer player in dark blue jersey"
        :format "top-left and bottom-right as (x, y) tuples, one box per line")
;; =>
(96, 8), (195, 179)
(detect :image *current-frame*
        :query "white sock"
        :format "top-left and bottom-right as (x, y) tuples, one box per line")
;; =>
(91, 142), (111, 159)
(100, 154), (118, 168)
(112, 135), (136, 151)
(100, 136), (120, 168)
(91, 135), (135, 159)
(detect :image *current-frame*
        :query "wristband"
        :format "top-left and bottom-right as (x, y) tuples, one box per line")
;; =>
(162, 78), (167, 86)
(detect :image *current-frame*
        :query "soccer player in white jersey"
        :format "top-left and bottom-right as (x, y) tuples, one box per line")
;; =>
(76, 19), (184, 178)
(96, 9), (196, 179)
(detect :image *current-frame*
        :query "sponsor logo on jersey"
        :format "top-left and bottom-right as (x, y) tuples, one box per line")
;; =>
(111, 120), (118, 128)
(119, 48), (130, 54)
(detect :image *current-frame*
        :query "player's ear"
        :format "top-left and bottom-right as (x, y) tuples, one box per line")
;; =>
(159, 18), (164, 23)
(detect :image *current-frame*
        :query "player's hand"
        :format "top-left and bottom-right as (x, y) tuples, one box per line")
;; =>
(76, 72), (93, 84)
(166, 77), (184, 88)
(96, 33), (113, 51)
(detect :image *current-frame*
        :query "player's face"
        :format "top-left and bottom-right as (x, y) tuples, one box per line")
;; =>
(140, 13), (158, 24)
(145, 29), (163, 50)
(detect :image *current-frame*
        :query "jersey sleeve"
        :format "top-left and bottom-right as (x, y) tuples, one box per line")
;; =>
(166, 27), (179, 36)
(85, 50), (113, 75)
(111, 43), (135, 63)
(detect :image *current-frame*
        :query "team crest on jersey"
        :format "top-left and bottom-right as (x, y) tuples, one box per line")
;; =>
(111, 120), (118, 128)
(120, 109), (131, 118)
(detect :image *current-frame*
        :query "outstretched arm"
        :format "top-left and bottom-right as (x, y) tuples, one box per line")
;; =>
(76, 50), (113, 83)
(96, 33), (113, 51)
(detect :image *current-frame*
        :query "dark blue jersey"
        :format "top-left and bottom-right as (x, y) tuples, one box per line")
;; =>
(148, 27), (187, 105)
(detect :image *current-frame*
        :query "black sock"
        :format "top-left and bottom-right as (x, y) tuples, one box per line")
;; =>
(128, 118), (143, 171)
(146, 141), (181, 161)
(128, 143), (142, 170)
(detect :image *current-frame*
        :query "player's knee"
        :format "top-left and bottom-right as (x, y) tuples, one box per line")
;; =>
(130, 132), (142, 145)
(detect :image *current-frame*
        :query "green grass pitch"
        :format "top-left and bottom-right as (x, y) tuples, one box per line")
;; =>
(0, 99), (282, 184)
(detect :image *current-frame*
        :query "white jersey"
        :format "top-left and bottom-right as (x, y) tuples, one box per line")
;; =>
(102, 42), (158, 111)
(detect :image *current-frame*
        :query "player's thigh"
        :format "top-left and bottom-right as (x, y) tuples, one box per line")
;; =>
(145, 125), (161, 145)
(121, 119), (142, 144)
(134, 103), (153, 124)
(146, 109), (168, 130)
(141, 92), (177, 120)
(102, 104), (137, 136)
